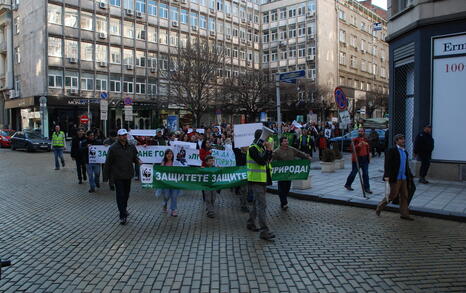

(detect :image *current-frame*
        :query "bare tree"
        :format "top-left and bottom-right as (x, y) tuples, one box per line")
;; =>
(222, 70), (274, 123)
(163, 41), (223, 127)
(365, 89), (388, 118)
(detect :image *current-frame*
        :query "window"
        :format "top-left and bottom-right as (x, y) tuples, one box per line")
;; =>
(96, 77), (108, 91)
(169, 34), (178, 46)
(136, 0), (145, 13)
(96, 44), (107, 62)
(64, 8), (78, 28)
(136, 51), (145, 67)
(65, 76), (79, 89)
(350, 35), (357, 47)
(280, 49), (287, 60)
(159, 29), (168, 44)
(288, 7), (296, 18)
(361, 60), (366, 72)
(148, 82), (157, 95)
(65, 40), (78, 59)
(110, 75), (121, 92)
(308, 46), (316, 56)
(181, 9), (188, 24)
(200, 15), (207, 29)
(81, 76), (94, 91)
(263, 51), (269, 63)
(217, 0), (223, 11)
(360, 21), (366, 32)
(338, 10), (345, 21)
(339, 52), (346, 65)
(263, 13), (269, 24)
(148, 1), (157, 16)
(110, 47), (121, 64)
(190, 12), (198, 27)
(136, 82), (146, 94)
(159, 3), (168, 18)
(350, 55), (357, 68)
(208, 17), (215, 31)
(110, 0), (121, 7)
(263, 32), (269, 43)
(124, 0), (134, 10)
(81, 42), (93, 61)
(308, 68), (316, 80)
(14, 17), (20, 34)
(147, 54), (157, 68)
(124, 49), (134, 65)
(361, 39), (366, 52)
(270, 10), (277, 22)
(81, 12), (93, 31)
(110, 18), (121, 36)
(297, 5), (305, 16)
(288, 46), (296, 58)
(48, 37), (62, 57)
(298, 24), (306, 37)
(289, 25), (296, 38)
(124, 21), (134, 38)
(171, 7), (179, 22)
(48, 72), (63, 88)
(280, 8), (286, 19)
(123, 77), (134, 93)
(136, 23), (146, 40)
(339, 29), (346, 43)
(148, 26), (157, 43)
(298, 45), (305, 57)
(48, 4), (62, 25)
(96, 15), (107, 33)
(351, 15), (356, 26)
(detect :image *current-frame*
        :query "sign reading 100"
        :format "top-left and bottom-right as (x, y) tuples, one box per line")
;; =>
(445, 63), (465, 73)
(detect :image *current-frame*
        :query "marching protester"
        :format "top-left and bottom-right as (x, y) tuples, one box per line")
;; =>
(414, 124), (434, 184)
(70, 128), (87, 184)
(51, 125), (66, 170)
(272, 137), (311, 210)
(105, 129), (142, 225)
(368, 128), (381, 157)
(233, 146), (249, 213)
(376, 134), (415, 221)
(82, 131), (103, 193)
(344, 128), (372, 194)
(203, 155), (218, 218)
(246, 129), (275, 241)
(154, 130), (167, 146)
(296, 128), (314, 158)
(155, 149), (181, 217)
(316, 130), (328, 160)
(103, 130), (117, 191)
(200, 140), (213, 167)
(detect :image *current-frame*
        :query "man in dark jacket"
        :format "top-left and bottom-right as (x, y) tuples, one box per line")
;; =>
(103, 130), (117, 190)
(376, 134), (414, 221)
(233, 146), (249, 213)
(105, 129), (141, 225)
(70, 128), (87, 184)
(414, 125), (434, 184)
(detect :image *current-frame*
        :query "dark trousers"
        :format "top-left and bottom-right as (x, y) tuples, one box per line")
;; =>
(277, 181), (291, 206)
(75, 159), (87, 181)
(345, 156), (370, 190)
(115, 179), (131, 219)
(418, 154), (431, 178)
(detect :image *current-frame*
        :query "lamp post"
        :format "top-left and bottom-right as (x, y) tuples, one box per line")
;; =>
(39, 96), (48, 138)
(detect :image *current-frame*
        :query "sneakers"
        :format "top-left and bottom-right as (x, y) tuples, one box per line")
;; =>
(171, 210), (178, 217)
(207, 211), (215, 218)
(61, 161), (65, 167)
(260, 231), (276, 241)
(281, 204), (289, 211)
(344, 185), (354, 191)
(78, 180), (83, 184)
(120, 217), (127, 225)
(419, 178), (429, 184)
(163, 203), (168, 212)
(88, 189), (95, 193)
(246, 224), (260, 232)
(400, 216), (414, 221)
(365, 189), (373, 194)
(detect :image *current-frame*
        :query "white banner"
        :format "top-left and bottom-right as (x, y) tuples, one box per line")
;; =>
(170, 141), (198, 149)
(212, 149), (236, 167)
(173, 145), (201, 167)
(129, 129), (157, 137)
(234, 123), (263, 148)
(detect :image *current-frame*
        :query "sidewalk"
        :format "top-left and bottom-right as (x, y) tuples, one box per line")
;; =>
(269, 153), (466, 222)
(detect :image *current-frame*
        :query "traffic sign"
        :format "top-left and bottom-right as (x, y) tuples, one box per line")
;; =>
(100, 92), (108, 99)
(279, 70), (306, 82)
(100, 99), (108, 121)
(373, 22), (382, 31)
(334, 87), (348, 110)
(80, 115), (89, 124)
(124, 97), (133, 105)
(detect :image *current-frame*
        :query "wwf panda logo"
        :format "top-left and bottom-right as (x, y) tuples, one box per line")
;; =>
(89, 148), (96, 156)
(143, 168), (151, 178)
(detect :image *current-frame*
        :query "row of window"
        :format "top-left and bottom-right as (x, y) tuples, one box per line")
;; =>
(339, 29), (386, 59)
(339, 76), (387, 94)
(48, 4), (261, 42)
(262, 1), (315, 23)
(263, 46), (315, 63)
(338, 52), (386, 78)
(263, 22), (315, 42)
(338, 9), (386, 41)
(47, 37), (261, 65)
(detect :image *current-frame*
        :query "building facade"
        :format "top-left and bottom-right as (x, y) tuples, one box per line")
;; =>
(387, 0), (466, 181)
(1, 0), (388, 135)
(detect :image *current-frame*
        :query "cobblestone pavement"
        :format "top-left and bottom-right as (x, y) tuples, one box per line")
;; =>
(0, 149), (465, 293)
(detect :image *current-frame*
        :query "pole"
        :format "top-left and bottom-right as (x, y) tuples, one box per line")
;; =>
(351, 139), (367, 198)
(87, 97), (91, 131)
(275, 74), (282, 135)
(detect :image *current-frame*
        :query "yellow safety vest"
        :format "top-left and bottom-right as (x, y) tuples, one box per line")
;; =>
(299, 135), (312, 146)
(51, 131), (65, 147)
(246, 144), (269, 183)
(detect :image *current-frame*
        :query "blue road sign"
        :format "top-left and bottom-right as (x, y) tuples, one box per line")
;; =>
(100, 92), (108, 99)
(373, 22), (382, 31)
(334, 87), (348, 110)
(124, 97), (133, 105)
(279, 70), (306, 82)
(281, 79), (297, 84)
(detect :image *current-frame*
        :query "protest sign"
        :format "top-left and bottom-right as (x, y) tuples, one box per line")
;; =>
(170, 141), (198, 149)
(211, 149), (236, 167)
(140, 164), (154, 184)
(129, 129), (157, 137)
(270, 159), (311, 181)
(173, 145), (201, 166)
(88, 145), (108, 164)
(88, 145), (169, 164)
(233, 123), (263, 148)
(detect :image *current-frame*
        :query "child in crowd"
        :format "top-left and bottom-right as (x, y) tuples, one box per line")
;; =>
(155, 149), (181, 217)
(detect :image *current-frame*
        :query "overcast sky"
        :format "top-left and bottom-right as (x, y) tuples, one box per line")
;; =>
(369, 0), (388, 10)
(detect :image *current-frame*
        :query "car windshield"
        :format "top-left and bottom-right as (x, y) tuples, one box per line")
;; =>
(0, 130), (15, 136)
(25, 132), (43, 139)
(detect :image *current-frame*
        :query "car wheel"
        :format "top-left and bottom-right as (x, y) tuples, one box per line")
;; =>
(27, 144), (34, 152)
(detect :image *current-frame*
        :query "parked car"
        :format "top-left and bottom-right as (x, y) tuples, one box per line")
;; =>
(10, 131), (51, 152)
(0, 129), (15, 148)
(330, 129), (386, 152)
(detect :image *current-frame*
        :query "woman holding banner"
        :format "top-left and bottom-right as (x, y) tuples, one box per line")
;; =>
(155, 149), (181, 217)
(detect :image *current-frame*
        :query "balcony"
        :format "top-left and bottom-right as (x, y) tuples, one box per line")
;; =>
(0, 0), (11, 14)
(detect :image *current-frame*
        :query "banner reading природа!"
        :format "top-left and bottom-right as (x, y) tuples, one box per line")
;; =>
(141, 160), (311, 190)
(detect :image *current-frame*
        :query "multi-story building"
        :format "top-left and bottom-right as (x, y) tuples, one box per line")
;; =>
(387, 0), (466, 181)
(261, 0), (388, 120)
(1, 0), (388, 134)
(3, 0), (261, 135)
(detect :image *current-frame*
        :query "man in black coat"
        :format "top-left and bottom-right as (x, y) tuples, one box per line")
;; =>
(414, 125), (434, 184)
(70, 128), (87, 184)
(376, 134), (415, 221)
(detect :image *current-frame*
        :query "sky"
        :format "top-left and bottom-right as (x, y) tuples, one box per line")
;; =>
(369, 0), (388, 10)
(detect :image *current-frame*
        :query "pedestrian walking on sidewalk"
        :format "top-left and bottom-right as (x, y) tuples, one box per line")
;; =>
(272, 137), (310, 210)
(70, 128), (87, 184)
(344, 128), (372, 194)
(246, 129), (275, 241)
(414, 124), (434, 184)
(155, 149), (181, 217)
(105, 129), (141, 225)
(82, 131), (103, 193)
(51, 125), (66, 170)
(376, 134), (415, 221)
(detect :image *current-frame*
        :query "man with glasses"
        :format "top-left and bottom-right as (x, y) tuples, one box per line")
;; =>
(344, 128), (372, 194)
(105, 129), (141, 225)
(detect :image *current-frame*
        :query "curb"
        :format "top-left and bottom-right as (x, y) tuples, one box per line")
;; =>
(267, 188), (466, 223)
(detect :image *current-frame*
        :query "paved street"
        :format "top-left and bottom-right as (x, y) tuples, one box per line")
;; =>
(1, 149), (465, 293)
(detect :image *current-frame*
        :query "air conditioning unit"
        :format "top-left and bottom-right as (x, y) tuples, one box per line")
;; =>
(126, 64), (134, 70)
(68, 57), (78, 64)
(209, 9), (215, 14)
(279, 41), (286, 47)
(240, 39), (246, 43)
(172, 21), (178, 27)
(126, 9), (134, 16)
(191, 26), (198, 31)
(246, 61), (251, 66)
(136, 12), (143, 18)
(68, 89), (78, 95)
(226, 35), (231, 40)
(98, 32), (107, 39)
(150, 68), (156, 73)
(247, 21), (252, 26)
(306, 55), (314, 61)
(98, 61), (107, 67)
(226, 13), (231, 18)
(241, 18), (246, 23)
(306, 34), (315, 40)
(306, 11), (315, 18)
(210, 31), (215, 36)
(99, 2), (107, 9)
(247, 41), (251, 46)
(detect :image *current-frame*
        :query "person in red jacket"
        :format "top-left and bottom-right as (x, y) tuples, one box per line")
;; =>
(344, 128), (372, 193)
(317, 131), (327, 160)
(199, 140), (212, 167)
